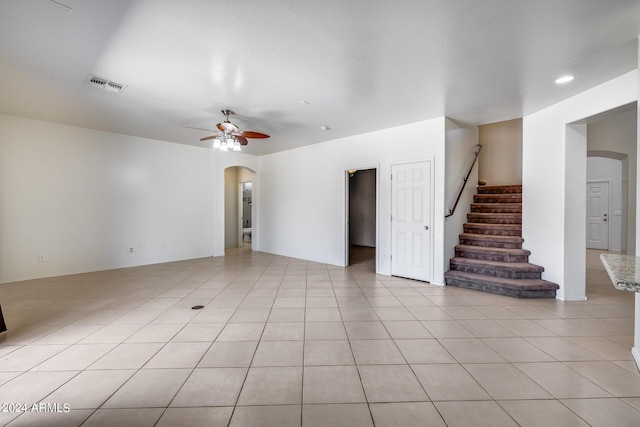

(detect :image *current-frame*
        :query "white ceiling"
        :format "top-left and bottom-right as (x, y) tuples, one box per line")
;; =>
(1, 0), (639, 155)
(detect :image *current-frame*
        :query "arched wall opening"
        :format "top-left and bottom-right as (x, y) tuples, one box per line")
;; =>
(586, 151), (629, 254)
(213, 152), (260, 257)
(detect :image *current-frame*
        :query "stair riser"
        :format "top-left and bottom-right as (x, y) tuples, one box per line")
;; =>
(445, 277), (556, 298)
(471, 204), (522, 213)
(459, 237), (523, 249)
(473, 195), (522, 203)
(467, 214), (521, 224)
(463, 225), (522, 236)
(454, 250), (529, 263)
(477, 185), (523, 195)
(450, 263), (542, 279)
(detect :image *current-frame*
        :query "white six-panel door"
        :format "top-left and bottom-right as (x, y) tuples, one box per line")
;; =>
(586, 181), (609, 250)
(391, 161), (433, 282)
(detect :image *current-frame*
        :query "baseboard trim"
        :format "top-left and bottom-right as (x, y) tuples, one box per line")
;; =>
(556, 295), (588, 302)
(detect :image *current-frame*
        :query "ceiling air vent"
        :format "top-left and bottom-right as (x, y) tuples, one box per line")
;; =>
(85, 74), (127, 94)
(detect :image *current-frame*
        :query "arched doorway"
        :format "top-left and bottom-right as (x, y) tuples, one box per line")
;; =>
(586, 152), (627, 253)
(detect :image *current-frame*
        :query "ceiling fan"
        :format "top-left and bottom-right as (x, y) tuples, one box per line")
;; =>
(185, 109), (270, 151)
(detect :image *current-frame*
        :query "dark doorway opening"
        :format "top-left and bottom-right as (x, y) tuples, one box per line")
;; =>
(348, 168), (377, 267)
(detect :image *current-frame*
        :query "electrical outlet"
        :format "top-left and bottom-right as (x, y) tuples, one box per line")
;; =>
(128, 248), (134, 253)
(38, 255), (46, 262)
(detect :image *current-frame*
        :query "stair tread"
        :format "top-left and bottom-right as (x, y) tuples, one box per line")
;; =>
(474, 199), (522, 204)
(471, 206), (521, 213)
(465, 223), (522, 228)
(450, 257), (544, 271)
(474, 193), (522, 198)
(471, 206), (522, 208)
(477, 185), (523, 194)
(455, 244), (530, 255)
(468, 212), (521, 217)
(445, 270), (558, 290)
(460, 233), (524, 242)
(478, 185), (522, 189)
(471, 206), (522, 213)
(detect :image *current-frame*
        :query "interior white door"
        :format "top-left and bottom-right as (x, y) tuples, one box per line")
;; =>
(586, 181), (609, 250)
(391, 161), (433, 282)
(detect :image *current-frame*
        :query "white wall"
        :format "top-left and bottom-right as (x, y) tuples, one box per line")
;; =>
(0, 114), (215, 283)
(522, 70), (638, 300)
(258, 118), (447, 284)
(444, 119), (479, 274)
(587, 157), (623, 251)
(478, 119), (522, 185)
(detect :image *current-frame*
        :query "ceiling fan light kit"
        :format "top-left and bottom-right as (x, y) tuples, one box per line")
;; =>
(213, 136), (242, 152)
(199, 109), (270, 152)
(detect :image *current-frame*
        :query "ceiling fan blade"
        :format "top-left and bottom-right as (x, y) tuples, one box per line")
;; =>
(217, 121), (238, 133)
(236, 136), (249, 145)
(182, 125), (217, 132)
(200, 135), (217, 141)
(239, 130), (270, 139)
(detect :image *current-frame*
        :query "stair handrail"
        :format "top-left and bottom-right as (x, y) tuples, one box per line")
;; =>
(445, 144), (482, 218)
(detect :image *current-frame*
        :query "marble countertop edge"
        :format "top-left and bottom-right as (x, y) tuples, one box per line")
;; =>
(600, 253), (640, 292)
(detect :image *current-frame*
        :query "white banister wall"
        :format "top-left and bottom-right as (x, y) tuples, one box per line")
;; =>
(444, 119), (479, 274)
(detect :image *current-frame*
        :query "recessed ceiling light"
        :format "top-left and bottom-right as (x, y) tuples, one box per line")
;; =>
(300, 100), (310, 105)
(555, 75), (574, 84)
(320, 125), (331, 131)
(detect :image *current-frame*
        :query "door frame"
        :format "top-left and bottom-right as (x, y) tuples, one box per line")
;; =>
(238, 182), (243, 246)
(390, 159), (435, 282)
(586, 179), (610, 250)
(344, 166), (380, 271)
(238, 181), (253, 246)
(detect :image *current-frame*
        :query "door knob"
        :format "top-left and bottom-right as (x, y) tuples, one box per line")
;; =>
(424, 226), (429, 230)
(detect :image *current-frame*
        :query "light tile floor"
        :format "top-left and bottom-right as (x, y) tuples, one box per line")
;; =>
(0, 248), (639, 426)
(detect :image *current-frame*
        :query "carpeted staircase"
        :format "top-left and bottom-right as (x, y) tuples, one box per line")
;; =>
(444, 185), (559, 298)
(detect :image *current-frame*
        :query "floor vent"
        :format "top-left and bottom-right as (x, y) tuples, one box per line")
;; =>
(85, 74), (127, 93)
